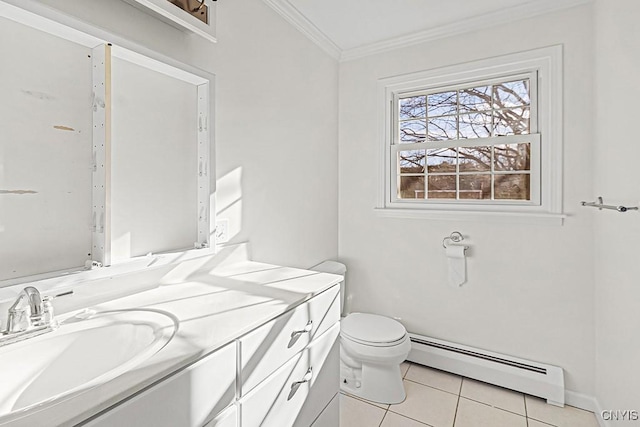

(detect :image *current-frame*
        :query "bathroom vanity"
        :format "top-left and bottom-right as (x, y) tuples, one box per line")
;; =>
(0, 2), (340, 425)
(0, 247), (342, 427)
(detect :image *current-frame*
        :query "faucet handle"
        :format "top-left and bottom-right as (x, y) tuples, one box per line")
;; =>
(40, 290), (73, 328)
(52, 290), (74, 299)
(41, 296), (56, 328)
(7, 305), (30, 333)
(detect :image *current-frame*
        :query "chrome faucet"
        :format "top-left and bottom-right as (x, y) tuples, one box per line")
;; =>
(6, 286), (44, 333)
(1, 287), (72, 346)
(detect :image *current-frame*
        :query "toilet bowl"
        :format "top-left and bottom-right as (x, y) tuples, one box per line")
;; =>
(311, 261), (411, 404)
(340, 312), (411, 403)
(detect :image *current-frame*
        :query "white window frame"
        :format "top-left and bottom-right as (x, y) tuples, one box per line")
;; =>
(376, 46), (565, 225)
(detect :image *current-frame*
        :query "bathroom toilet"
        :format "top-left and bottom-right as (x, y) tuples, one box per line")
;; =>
(311, 261), (411, 404)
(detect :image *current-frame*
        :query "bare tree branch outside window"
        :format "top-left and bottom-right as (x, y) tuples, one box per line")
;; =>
(397, 79), (532, 201)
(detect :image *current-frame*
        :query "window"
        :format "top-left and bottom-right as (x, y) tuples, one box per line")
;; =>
(378, 46), (563, 223)
(395, 76), (538, 203)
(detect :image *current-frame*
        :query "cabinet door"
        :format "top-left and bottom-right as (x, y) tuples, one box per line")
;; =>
(240, 324), (340, 427)
(83, 343), (235, 427)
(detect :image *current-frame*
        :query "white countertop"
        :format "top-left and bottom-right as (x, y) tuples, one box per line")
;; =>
(1, 248), (342, 427)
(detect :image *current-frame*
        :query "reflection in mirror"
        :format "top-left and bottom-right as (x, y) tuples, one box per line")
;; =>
(0, 17), (93, 281)
(0, 10), (212, 286)
(110, 57), (198, 262)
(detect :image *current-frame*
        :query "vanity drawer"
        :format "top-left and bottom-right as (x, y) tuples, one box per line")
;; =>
(240, 324), (340, 427)
(239, 285), (340, 396)
(84, 342), (236, 427)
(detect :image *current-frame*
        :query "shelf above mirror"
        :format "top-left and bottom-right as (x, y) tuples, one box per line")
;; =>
(122, 0), (216, 42)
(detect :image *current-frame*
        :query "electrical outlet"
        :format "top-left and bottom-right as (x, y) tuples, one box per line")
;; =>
(215, 218), (229, 244)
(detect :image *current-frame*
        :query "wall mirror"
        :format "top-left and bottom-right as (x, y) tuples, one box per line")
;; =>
(0, 1), (214, 285)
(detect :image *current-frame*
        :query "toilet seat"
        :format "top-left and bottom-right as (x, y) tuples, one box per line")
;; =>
(341, 313), (407, 347)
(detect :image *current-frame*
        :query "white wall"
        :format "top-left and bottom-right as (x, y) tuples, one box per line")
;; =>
(0, 17), (93, 279)
(202, 0), (339, 268)
(338, 5), (596, 394)
(25, 0), (339, 269)
(594, 0), (640, 423)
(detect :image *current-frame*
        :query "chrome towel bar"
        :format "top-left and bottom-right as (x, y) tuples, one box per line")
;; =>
(580, 196), (639, 213)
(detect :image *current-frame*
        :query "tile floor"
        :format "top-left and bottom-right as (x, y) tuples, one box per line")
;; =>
(340, 362), (600, 427)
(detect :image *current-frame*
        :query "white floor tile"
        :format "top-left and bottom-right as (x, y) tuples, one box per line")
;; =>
(460, 378), (525, 415)
(381, 411), (432, 427)
(389, 380), (458, 427)
(405, 365), (462, 395)
(401, 361), (411, 378)
(340, 393), (387, 426)
(453, 397), (527, 427)
(343, 390), (390, 410)
(525, 396), (599, 427)
(527, 419), (556, 427)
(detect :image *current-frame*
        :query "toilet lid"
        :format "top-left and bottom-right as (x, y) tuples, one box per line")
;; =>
(341, 313), (406, 345)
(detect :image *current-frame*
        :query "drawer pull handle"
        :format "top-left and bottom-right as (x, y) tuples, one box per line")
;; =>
(288, 320), (313, 347)
(291, 320), (313, 338)
(288, 367), (313, 400)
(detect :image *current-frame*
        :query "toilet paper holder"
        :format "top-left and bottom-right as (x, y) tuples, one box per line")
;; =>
(442, 231), (468, 249)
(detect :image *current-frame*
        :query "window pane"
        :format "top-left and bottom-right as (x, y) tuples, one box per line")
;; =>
(459, 146), (491, 172)
(428, 116), (457, 141)
(427, 148), (456, 173)
(459, 86), (491, 112)
(494, 174), (530, 200)
(399, 150), (426, 173)
(494, 143), (530, 171)
(493, 80), (530, 108)
(399, 96), (426, 120)
(460, 174), (491, 199)
(399, 119), (426, 143)
(427, 91), (457, 117)
(493, 107), (530, 135)
(459, 113), (491, 139)
(399, 176), (425, 199)
(428, 175), (456, 199)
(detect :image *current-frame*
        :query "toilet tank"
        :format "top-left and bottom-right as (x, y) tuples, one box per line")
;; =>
(311, 261), (346, 315)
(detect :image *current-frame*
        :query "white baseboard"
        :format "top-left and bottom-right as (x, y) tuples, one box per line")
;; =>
(565, 390), (608, 427)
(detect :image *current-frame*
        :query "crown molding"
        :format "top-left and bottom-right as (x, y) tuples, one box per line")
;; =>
(262, 0), (592, 63)
(340, 0), (593, 61)
(261, 0), (341, 60)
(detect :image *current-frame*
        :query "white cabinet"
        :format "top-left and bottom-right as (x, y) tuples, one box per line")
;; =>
(239, 285), (340, 396)
(240, 324), (339, 427)
(84, 343), (236, 427)
(82, 284), (340, 427)
(203, 405), (237, 427)
(238, 285), (341, 427)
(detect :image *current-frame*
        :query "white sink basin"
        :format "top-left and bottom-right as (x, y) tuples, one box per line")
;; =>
(0, 308), (177, 423)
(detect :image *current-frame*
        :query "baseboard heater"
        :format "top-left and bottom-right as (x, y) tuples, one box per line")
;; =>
(406, 333), (565, 407)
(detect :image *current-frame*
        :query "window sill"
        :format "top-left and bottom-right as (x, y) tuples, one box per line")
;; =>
(373, 207), (566, 225)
